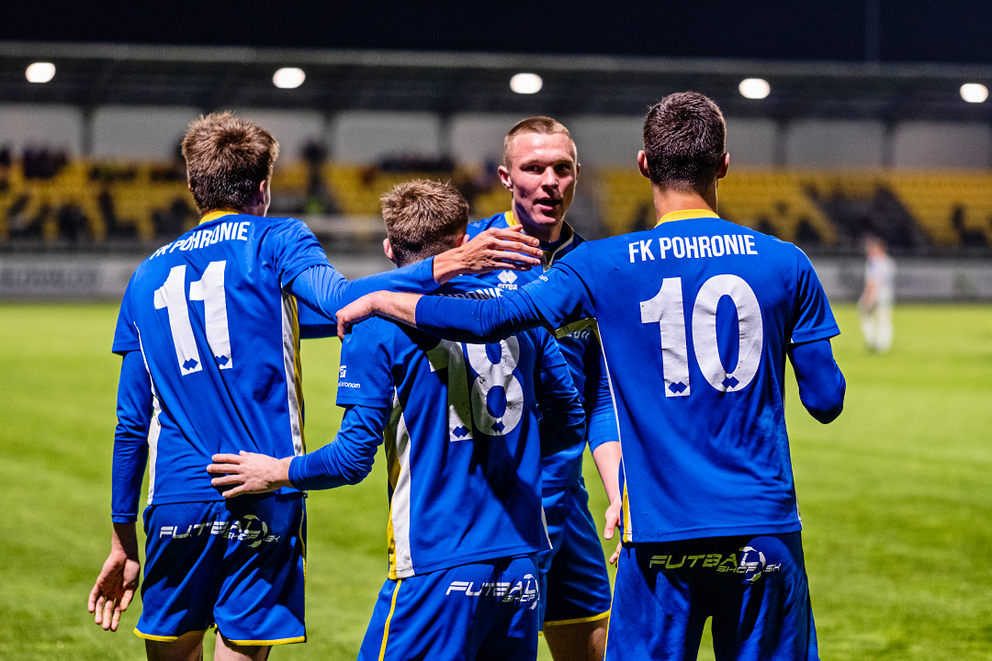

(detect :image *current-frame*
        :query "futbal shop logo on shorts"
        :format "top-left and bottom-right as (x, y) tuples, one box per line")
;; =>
(446, 574), (540, 609)
(159, 514), (281, 548)
(648, 546), (782, 581)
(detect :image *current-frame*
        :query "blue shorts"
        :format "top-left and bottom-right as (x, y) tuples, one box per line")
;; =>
(360, 555), (540, 661)
(606, 532), (818, 661)
(136, 492), (306, 645)
(539, 477), (613, 627)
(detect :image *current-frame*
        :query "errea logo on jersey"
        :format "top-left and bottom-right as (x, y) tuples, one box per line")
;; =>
(339, 365), (347, 379)
(497, 271), (519, 290)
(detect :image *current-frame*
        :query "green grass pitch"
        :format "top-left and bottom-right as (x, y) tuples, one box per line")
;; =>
(1, 301), (990, 660)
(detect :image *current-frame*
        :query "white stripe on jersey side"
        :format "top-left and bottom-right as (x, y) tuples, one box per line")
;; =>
(388, 390), (414, 578)
(136, 328), (162, 506)
(280, 294), (305, 456)
(594, 324), (633, 542)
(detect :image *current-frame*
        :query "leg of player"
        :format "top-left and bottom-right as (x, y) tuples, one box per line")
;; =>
(214, 634), (271, 661)
(544, 619), (609, 661)
(145, 631), (206, 661)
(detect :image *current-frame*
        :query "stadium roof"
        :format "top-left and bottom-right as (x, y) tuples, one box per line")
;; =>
(1, 41), (991, 123)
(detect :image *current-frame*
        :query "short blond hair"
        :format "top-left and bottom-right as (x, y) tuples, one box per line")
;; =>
(181, 111), (279, 213)
(502, 116), (577, 168)
(380, 180), (469, 265)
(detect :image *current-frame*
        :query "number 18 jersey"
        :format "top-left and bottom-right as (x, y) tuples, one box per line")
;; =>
(112, 212), (329, 505)
(523, 211), (840, 543)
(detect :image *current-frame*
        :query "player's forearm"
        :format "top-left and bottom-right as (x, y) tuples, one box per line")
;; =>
(584, 351), (620, 452)
(112, 351), (151, 522)
(592, 441), (622, 505)
(288, 404), (386, 490)
(111, 521), (140, 560)
(534, 339), (587, 456)
(289, 261), (436, 323)
(415, 289), (546, 344)
(790, 339), (846, 423)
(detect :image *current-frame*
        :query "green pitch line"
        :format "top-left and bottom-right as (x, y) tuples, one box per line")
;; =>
(0, 302), (990, 660)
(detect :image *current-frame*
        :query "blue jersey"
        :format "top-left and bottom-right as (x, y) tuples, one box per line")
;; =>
(468, 212), (618, 491)
(291, 277), (586, 579)
(111, 212), (444, 522)
(522, 211), (840, 543)
(113, 211), (328, 509)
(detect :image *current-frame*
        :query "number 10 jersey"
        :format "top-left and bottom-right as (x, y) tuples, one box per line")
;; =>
(523, 211), (841, 544)
(112, 212), (330, 506)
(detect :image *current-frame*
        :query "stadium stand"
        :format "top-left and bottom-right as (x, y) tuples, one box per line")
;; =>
(600, 167), (992, 253)
(2, 153), (991, 255)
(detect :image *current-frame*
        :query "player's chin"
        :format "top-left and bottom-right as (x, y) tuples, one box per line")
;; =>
(532, 208), (562, 224)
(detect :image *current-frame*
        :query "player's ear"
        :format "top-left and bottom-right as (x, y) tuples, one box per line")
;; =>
(637, 150), (651, 179)
(459, 232), (470, 247)
(717, 152), (730, 180)
(383, 238), (398, 265)
(252, 180), (269, 205)
(497, 164), (513, 192)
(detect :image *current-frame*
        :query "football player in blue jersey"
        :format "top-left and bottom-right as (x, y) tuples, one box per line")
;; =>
(469, 116), (620, 661)
(334, 92), (847, 661)
(208, 179), (586, 661)
(87, 113), (542, 661)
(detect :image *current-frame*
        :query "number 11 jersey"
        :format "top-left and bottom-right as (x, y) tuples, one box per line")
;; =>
(523, 210), (840, 544)
(112, 211), (329, 505)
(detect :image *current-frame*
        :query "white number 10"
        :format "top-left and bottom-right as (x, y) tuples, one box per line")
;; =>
(153, 261), (233, 375)
(640, 274), (763, 397)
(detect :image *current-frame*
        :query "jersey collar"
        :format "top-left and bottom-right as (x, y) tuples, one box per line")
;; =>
(505, 209), (573, 269)
(199, 209), (241, 225)
(654, 209), (719, 227)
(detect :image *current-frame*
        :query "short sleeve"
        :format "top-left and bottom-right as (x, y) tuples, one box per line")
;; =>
(335, 318), (396, 409)
(791, 249), (841, 345)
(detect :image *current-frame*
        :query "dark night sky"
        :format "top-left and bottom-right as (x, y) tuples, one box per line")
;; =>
(2, 1), (991, 65)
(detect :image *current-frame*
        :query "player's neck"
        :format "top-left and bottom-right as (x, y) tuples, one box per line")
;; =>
(651, 183), (718, 221)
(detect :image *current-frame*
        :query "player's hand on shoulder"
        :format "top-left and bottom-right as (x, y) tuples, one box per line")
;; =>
(207, 451), (293, 498)
(460, 225), (541, 272)
(336, 292), (381, 340)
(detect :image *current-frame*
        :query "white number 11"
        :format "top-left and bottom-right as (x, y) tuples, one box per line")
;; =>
(153, 261), (233, 376)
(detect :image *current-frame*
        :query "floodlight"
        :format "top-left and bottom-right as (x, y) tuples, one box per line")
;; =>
(26, 62), (56, 84)
(960, 83), (988, 104)
(739, 78), (770, 100)
(510, 73), (543, 95)
(273, 67), (306, 89)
